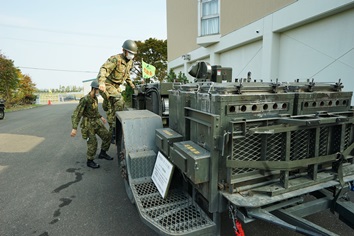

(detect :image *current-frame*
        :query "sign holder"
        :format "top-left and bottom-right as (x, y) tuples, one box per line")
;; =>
(152, 151), (174, 199)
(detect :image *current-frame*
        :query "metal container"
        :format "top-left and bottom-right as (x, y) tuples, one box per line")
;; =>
(169, 84), (198, 137)
(171, 140), (210, 184)
(155, 128), (183, 157)
(293, 91), (352, 115)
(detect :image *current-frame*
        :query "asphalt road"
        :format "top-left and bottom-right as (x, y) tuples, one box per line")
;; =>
(0, 104), (353, 236)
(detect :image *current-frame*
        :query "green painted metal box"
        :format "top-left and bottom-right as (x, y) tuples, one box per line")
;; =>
(170, 141), (210, 184)
(155, 128), (183, 157)
(169, 84), (198, 137)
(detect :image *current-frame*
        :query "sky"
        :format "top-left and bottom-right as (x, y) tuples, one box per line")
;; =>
(0, 0), (167, 89)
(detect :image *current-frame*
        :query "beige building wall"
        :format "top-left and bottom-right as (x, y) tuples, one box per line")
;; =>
(221, 0), (296, 36)
(166, 0), (199, 62)
(167, 0), (296, 61)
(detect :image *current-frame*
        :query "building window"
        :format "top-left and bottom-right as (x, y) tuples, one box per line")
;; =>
(200, 0), (219, 36)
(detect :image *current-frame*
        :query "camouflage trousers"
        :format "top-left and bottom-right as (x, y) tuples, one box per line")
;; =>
(83, 118), (111, 160)
(100, 82), (124, 135)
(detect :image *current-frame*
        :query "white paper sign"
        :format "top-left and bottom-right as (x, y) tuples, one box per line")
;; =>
(152, 151), (174, 199)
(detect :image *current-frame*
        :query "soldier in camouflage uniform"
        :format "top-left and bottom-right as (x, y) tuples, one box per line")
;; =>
(97, 40), (137, 143)
(71, 80), (113, 169)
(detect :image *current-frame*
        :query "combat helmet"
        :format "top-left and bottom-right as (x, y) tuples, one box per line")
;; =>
(91, 80), (99, 89)
(122, 40), (138, 54)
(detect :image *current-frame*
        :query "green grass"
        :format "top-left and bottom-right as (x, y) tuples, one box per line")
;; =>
(6, 104), (43, 112)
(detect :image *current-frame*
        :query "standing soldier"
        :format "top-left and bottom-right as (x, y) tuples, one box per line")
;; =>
(97, 39), (137, 143)
(70, 80), (113, 169)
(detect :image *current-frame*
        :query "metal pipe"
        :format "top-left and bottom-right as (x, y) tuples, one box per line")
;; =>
(234, 178), (279, 193)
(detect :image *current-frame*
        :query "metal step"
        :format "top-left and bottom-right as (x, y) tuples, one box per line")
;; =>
(130, 177), (216, 236)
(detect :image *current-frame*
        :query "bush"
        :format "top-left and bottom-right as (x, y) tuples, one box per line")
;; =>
(22, 94), (37, 104)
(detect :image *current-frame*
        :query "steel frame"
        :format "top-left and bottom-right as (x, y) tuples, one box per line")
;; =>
(243, 188), (354, 236)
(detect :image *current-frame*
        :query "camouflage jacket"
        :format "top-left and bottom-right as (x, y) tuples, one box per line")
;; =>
(97, 53), (134, 87)
(71, 93), (102, 129)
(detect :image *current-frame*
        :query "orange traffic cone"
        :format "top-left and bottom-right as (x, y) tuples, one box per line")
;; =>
(48, 100), (51, 105)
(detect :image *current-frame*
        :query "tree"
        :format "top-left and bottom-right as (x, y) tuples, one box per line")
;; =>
(0, 53), (19, 102)
(176, 71), (188, 84)
(0, 52), (37, 105)
(167, 68), (177, 82)
(133, 38), (167, 82)
(17, 73), (37, 104)
(167, 69), (188, 84)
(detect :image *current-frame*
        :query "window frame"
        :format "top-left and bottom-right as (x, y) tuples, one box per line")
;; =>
(199, 0), (220, 37)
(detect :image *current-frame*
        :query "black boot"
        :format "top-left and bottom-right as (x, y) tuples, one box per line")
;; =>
(98, 150), (113, 160)
(87, 160), (100, 169)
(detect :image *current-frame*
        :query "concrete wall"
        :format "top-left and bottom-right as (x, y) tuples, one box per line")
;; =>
(168, 0), (354, 100)
(172, 66), (185, 77)
(278, 7), (354, 82)
(219, 40), (263, 80)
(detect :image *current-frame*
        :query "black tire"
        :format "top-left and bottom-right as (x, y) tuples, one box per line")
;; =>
(0, 110), (4, 120)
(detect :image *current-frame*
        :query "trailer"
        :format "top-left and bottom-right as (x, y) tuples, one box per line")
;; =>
(116, 61), (354, 235)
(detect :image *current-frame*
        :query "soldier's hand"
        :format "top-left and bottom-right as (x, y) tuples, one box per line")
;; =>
(101, 117), (107, 124)
(71, 129), (77, 137)
(99, 84), (106, 92)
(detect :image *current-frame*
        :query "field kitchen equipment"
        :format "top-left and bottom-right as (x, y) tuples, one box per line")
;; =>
(116, 61), (354, 235)
(132, 82), (174, 126)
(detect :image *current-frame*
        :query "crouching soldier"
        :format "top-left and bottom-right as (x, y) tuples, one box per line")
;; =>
(70, 80), (113, 169)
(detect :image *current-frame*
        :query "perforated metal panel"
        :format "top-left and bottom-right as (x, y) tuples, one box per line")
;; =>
(231, 125), (261, 176)
(344, 124), (352, 149)
(267, 133), (285, 161)
(130, 178), (216, 235)
(319, 127), (329, 156)
(331, 126), (342, 153)
(228, 114), (354, 192)
(290, 129), (315, 161)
